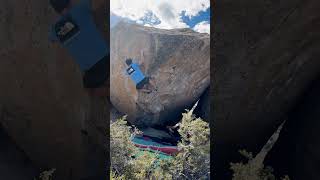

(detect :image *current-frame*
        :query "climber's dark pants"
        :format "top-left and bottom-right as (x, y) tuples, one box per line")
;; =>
(83, 55), (108, 88)
(136, 77), (150, 89)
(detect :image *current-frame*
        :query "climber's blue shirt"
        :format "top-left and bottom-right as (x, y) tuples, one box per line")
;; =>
(126, 63), (146, 85)
(49, 0), (108, 71)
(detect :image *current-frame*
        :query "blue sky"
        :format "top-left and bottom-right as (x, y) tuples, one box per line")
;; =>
(110, 0), (210, 34)
(181, 8), (210, 29)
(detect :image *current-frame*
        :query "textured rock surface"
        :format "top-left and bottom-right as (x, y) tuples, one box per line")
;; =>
(110, 22), (210, 127)
(0, 0), (108, 179)
(213, 0), (320, 178)
(266, 77), (320, 179)
(0, 127), (38, 180)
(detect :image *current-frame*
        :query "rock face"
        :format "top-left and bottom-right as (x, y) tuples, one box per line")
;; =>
(0, 127), (38, 180)
(266, 77), (320, 179)
(110, 22), (210, 127)
(213, 0), (320, 178)
(0, 0), (108, 179)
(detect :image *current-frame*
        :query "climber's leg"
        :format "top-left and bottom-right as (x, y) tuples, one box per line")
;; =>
(136, 77), (148, 89)
(136, 77), (151, 93)
(83, 55), (108, 97)
(136, 77), (156, 93)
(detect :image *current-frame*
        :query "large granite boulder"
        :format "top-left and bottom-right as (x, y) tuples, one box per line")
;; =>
(213, 0), (320, 178)
(110, 22), (210, 127)
(0, 0), (108, 179)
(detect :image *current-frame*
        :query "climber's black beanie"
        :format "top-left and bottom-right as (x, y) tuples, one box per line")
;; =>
(126, 58), (133, 66)
(50, 0), (71, 14)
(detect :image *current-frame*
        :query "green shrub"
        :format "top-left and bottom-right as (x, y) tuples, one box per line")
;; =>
(110, 101), (210, 179)
(171, 101), (210, 179)
(34, 168), (56, 180)
(110, 115), (138, 176)
(230, 122), (289, 180)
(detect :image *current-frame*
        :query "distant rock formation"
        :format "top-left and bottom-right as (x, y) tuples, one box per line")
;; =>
(0, 0), (108, 179)
(110, 22), (210, 127)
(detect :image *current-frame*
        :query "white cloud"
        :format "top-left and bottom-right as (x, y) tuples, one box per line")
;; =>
(193, 21), (210, 34)
(110, 0), (210, 29)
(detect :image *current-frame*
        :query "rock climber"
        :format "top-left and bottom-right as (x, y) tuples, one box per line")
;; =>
(125, 58), (156, 93)
(48, 0), (108, 97)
